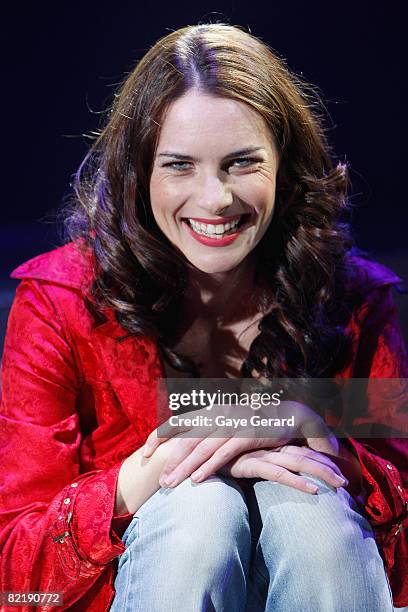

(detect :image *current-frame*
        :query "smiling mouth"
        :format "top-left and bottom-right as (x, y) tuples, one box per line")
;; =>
(182, 213), (252, 238)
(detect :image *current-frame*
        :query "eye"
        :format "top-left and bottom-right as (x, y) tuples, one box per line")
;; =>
(229, 157), (261, 169)
(163, 161), (192, 171)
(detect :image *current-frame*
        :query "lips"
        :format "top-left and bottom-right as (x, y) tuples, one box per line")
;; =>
(181, 213), (252, 247)
(182, 213), (251, 235)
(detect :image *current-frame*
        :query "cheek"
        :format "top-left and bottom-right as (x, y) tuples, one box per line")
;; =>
(243, 177), (276, 216)
(150, 177), (186, 219)
(149, 180), (172, 225)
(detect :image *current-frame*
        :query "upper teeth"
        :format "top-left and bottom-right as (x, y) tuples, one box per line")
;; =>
(188, 217), (241, 235)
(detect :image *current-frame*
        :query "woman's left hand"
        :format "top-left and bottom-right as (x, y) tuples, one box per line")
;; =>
(142, 401), (340, 488)
(217, 444), (349, 493)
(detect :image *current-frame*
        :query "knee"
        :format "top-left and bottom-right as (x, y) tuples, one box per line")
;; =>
(127, 474), (251, 562)
(175, 475), (250, 544)
(255, 479), (370, 571)
(179, 475), (251, 569)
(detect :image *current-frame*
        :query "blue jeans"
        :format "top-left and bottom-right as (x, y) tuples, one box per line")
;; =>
(110, 472), (394, 611)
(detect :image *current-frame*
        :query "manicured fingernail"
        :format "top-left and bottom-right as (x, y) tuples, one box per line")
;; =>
(334, 474), (348, 486)
(161, 475), (177, 487)
(191, 470), (203, 481)
(306, 483), (319, 494)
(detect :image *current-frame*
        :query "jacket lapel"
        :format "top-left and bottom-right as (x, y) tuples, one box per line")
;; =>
(90, 316), (171, 435)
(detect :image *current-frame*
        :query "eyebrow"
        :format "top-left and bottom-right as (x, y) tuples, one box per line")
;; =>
(157, 146), (265, 161)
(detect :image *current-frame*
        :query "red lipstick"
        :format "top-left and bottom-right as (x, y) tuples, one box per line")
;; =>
(184, 221), (242, 247)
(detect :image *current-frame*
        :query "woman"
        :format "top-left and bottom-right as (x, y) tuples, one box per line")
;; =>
(1, 23), (407, 611)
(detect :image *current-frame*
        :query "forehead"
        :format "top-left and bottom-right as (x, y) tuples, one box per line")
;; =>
(156, 90), (273, 151)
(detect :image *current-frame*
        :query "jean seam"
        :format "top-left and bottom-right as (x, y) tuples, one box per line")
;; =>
(120, 547), (132, 611)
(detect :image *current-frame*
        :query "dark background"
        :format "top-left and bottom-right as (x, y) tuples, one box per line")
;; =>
(1, 1), (407, 351)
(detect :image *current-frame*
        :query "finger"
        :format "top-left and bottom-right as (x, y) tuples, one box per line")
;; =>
(142, 429), (170, 457)
(261, 450), (348, 488)
(142, 417), (197, 458)
(189, 437), (257, 483)
(161, 424), (264, 486)
(159, 437), (230, 487)
(237, 446), (348, 485)
(253, 460), (320, 494)
(192, 432), (291, 482)
(278, 445), (346, 480)
(158, 436), (203, 481)
(144, 406), (222, 458)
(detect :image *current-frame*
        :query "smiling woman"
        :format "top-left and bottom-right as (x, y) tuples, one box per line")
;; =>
(1, 22), (407, 612)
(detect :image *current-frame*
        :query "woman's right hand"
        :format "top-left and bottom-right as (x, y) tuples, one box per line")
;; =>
(217, 445), (349, 495)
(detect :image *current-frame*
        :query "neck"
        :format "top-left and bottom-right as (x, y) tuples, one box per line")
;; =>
(183, 254), (259, 326)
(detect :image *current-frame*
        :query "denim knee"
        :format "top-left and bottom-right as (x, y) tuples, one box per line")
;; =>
(245, 475), (394, 611)
(252, 474), (383, 573)
(122, 474), (251, 566)
(111, 475), (252, 612)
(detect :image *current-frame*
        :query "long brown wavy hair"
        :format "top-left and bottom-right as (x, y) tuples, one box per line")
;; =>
(63, 22), (361, 378)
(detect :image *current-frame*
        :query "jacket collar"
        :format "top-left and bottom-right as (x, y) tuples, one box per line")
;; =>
(9, 239), (94, 290)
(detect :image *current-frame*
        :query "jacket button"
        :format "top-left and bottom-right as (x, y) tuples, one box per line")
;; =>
(397, 485), (402, 492)
(71, 482), (78, 488)
(394, 524), (403, 536)
(52, 530), (69, 543)
(64, 498), (71, 504)
(386, 464), (393, 470)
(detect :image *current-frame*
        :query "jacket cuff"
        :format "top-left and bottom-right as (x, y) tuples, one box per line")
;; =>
(68, 459), (132, 565)
(342, 434), (407, 527)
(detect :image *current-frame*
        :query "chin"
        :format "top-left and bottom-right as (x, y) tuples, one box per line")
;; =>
(187, 254), (248, 275)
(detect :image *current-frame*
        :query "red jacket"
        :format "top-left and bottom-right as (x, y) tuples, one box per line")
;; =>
(1, 240), (407, 610)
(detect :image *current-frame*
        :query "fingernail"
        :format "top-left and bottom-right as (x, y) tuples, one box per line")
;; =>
(161, 475), (177, 487)
(334, 474), (348, 486)
(191, 470), (203, 481)
(306, 483), (319, 494)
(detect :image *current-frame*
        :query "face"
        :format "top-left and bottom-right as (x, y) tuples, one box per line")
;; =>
(149, 89), (279, 275)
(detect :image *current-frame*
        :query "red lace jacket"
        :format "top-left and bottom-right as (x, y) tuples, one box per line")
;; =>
(1, 240), (407, 610)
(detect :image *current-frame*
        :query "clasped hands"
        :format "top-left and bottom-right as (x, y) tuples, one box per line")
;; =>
(142, 400), (349, 495)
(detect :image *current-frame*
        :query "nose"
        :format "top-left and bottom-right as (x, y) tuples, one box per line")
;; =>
(196, 175), (233, 216)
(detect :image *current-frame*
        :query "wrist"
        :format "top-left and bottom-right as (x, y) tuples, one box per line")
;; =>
(115, 446), (166, 515)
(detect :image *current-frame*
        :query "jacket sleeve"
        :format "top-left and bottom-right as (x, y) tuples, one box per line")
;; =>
(340, 284), (408, 562)
(0, 279), (133, 610)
